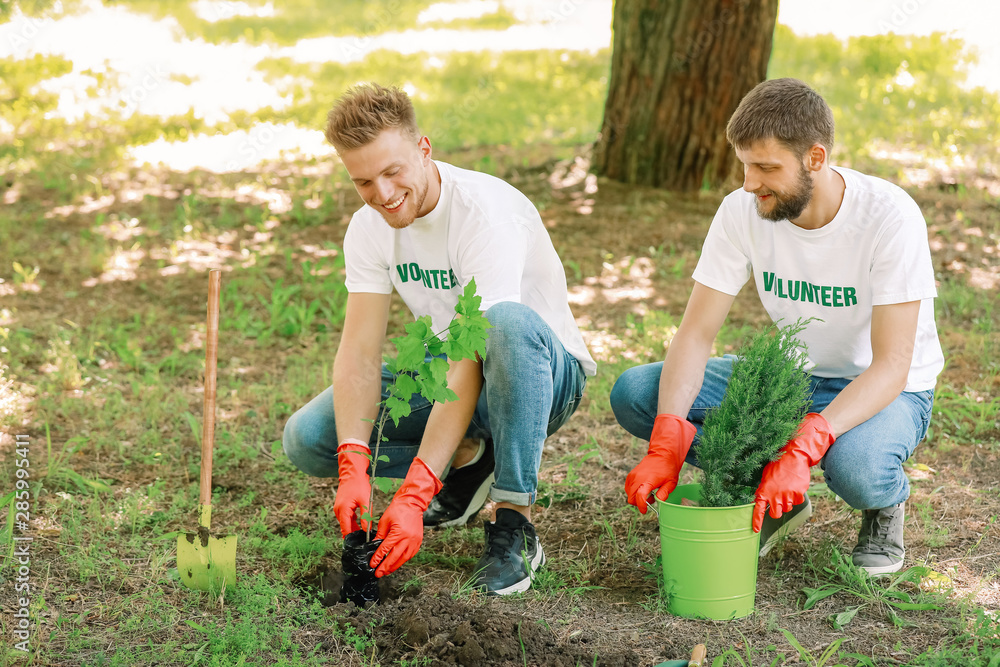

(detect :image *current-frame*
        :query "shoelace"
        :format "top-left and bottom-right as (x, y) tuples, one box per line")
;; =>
(862, 510), (894, 553)
(486, 522), (525, 560)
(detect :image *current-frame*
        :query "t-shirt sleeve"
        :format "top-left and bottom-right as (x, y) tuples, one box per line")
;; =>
(691, 196), (753, 295)
(455, 204), (531, 310)
(870, 196), (937, 305)
(344, 215), (393, 294)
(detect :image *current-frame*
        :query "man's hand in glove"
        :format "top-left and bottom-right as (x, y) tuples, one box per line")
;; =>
(625, 413), (697, 514)
(370, 457), (443, 577)
(332, 440), (372, 537)
(753, 413), (836, 532)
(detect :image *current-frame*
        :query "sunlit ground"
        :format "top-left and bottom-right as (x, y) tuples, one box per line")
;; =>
(2, 0), (998, 175)
(0, 0), (612, 171)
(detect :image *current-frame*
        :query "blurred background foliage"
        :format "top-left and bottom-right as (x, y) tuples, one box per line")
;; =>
(769, 24), (999, 170)
(252, 49), (610, 151)
(1, 1), (998, 196)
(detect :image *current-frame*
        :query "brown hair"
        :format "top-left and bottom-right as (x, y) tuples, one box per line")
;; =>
(726, 78), (835, 159)
(324, 83), (419, 153)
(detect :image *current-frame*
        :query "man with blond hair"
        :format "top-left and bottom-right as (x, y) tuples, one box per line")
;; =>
(611, 78), (943, 575)
(283, 83), (595, 595)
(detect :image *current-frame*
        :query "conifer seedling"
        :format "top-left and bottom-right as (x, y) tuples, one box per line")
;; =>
(696, 319), (813, 508)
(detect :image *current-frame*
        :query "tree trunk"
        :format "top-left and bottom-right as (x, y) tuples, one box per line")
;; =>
(595, 0), (779, 192)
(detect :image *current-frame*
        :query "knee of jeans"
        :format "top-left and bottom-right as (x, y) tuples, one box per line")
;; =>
(484, 301), (533, 344)
(609, 374), (630, 421)
(609, 370), (645, 437)
(823, 455), (905, 510)
(282, 412), (339, 478)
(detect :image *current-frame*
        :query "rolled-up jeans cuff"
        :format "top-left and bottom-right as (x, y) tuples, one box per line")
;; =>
(489, 484), (534, 506)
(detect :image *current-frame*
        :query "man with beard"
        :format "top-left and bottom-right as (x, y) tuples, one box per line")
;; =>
(610, 78), (942, 575)
(282, 83), (595, 595)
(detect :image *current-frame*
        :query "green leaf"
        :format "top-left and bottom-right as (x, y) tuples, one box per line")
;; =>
(887, 601), (941, 611)
(815, 637), (845, 667)
(383, 356), (400, 375)
(779, 628), (809, 660)
(392, 316), (434, 371)
(423, 356), (450, 386)
(185, 620), (210, 634)
(371, 477), (393, 494)
(415, 372), (458, 404)
(440, 332), (471, 361)
(802, 585), (841, 609)
(385, 395), (412, 426)
(59, 469), (113, 494)
(425, 334), (446, 357)
(890, 565), (930, 586)
(459, 323), (489, 360)
(882, 589), (912, 603)
(389, 373), (419, 404)
(830, 605), (860, 630)
(456, 278), (483, 317)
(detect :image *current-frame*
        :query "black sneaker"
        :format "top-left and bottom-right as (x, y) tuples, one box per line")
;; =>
(423, 439), (495, 528)
(758, 496), (812, 557)
(852, 502), (905, 575)
(471, 508), (545, 596)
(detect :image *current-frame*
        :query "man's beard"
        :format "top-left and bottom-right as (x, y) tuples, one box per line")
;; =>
(755, 165), (814, 222)
(384, 179), (428, 229)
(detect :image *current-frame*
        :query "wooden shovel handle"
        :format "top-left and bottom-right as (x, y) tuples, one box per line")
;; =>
(200, 270), (221, 511)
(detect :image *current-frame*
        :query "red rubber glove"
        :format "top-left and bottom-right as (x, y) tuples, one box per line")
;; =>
(333, 440), (372, 538)
(370, 456), (442, 578)
(752, 413), (836, 532)
(625, 414), (697, 514)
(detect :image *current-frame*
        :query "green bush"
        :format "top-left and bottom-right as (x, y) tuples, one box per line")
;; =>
(697, 320), (813, 507)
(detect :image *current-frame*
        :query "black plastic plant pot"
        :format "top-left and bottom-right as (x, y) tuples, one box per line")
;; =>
(341, 529), (382, 605)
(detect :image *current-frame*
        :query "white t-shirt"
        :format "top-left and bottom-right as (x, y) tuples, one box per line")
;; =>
(344, 160), (597, 377)
(692, 166), (943, 392)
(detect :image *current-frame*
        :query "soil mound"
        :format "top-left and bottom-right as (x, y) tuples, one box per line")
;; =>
(341, 594), (642, 667)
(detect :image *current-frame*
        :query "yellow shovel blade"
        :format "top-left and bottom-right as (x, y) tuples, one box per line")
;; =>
(177, 530), (237, 592)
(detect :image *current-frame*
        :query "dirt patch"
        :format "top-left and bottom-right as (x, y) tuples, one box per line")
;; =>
(339, 594), (647, 667)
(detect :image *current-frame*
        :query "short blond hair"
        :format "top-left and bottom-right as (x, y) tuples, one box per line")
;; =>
(324, 83), (419, 153)
(726, 78), (834, 159)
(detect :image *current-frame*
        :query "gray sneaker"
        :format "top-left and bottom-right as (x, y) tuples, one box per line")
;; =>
(758, 496), (812, 557)
(852, 502), (905, 575)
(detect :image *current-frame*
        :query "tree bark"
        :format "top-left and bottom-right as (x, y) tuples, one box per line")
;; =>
(595, 0), (779, 192)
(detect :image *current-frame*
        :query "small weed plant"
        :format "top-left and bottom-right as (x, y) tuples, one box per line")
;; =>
(802, 548), (942, 630)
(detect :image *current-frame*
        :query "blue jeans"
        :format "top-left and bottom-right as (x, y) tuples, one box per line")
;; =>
(610, 356), (934, 510)
(283, 301), (587, 505)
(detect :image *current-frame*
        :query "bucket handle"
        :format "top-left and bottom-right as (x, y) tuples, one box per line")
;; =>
(644, 493), (659, 518)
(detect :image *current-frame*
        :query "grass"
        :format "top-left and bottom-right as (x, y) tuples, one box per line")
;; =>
(253, 47), (611, 153)
(800, 547), (945, 630)
(1, 2), (999, 665)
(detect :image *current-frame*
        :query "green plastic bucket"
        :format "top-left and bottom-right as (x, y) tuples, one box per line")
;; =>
(656, 484), (761, 620)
